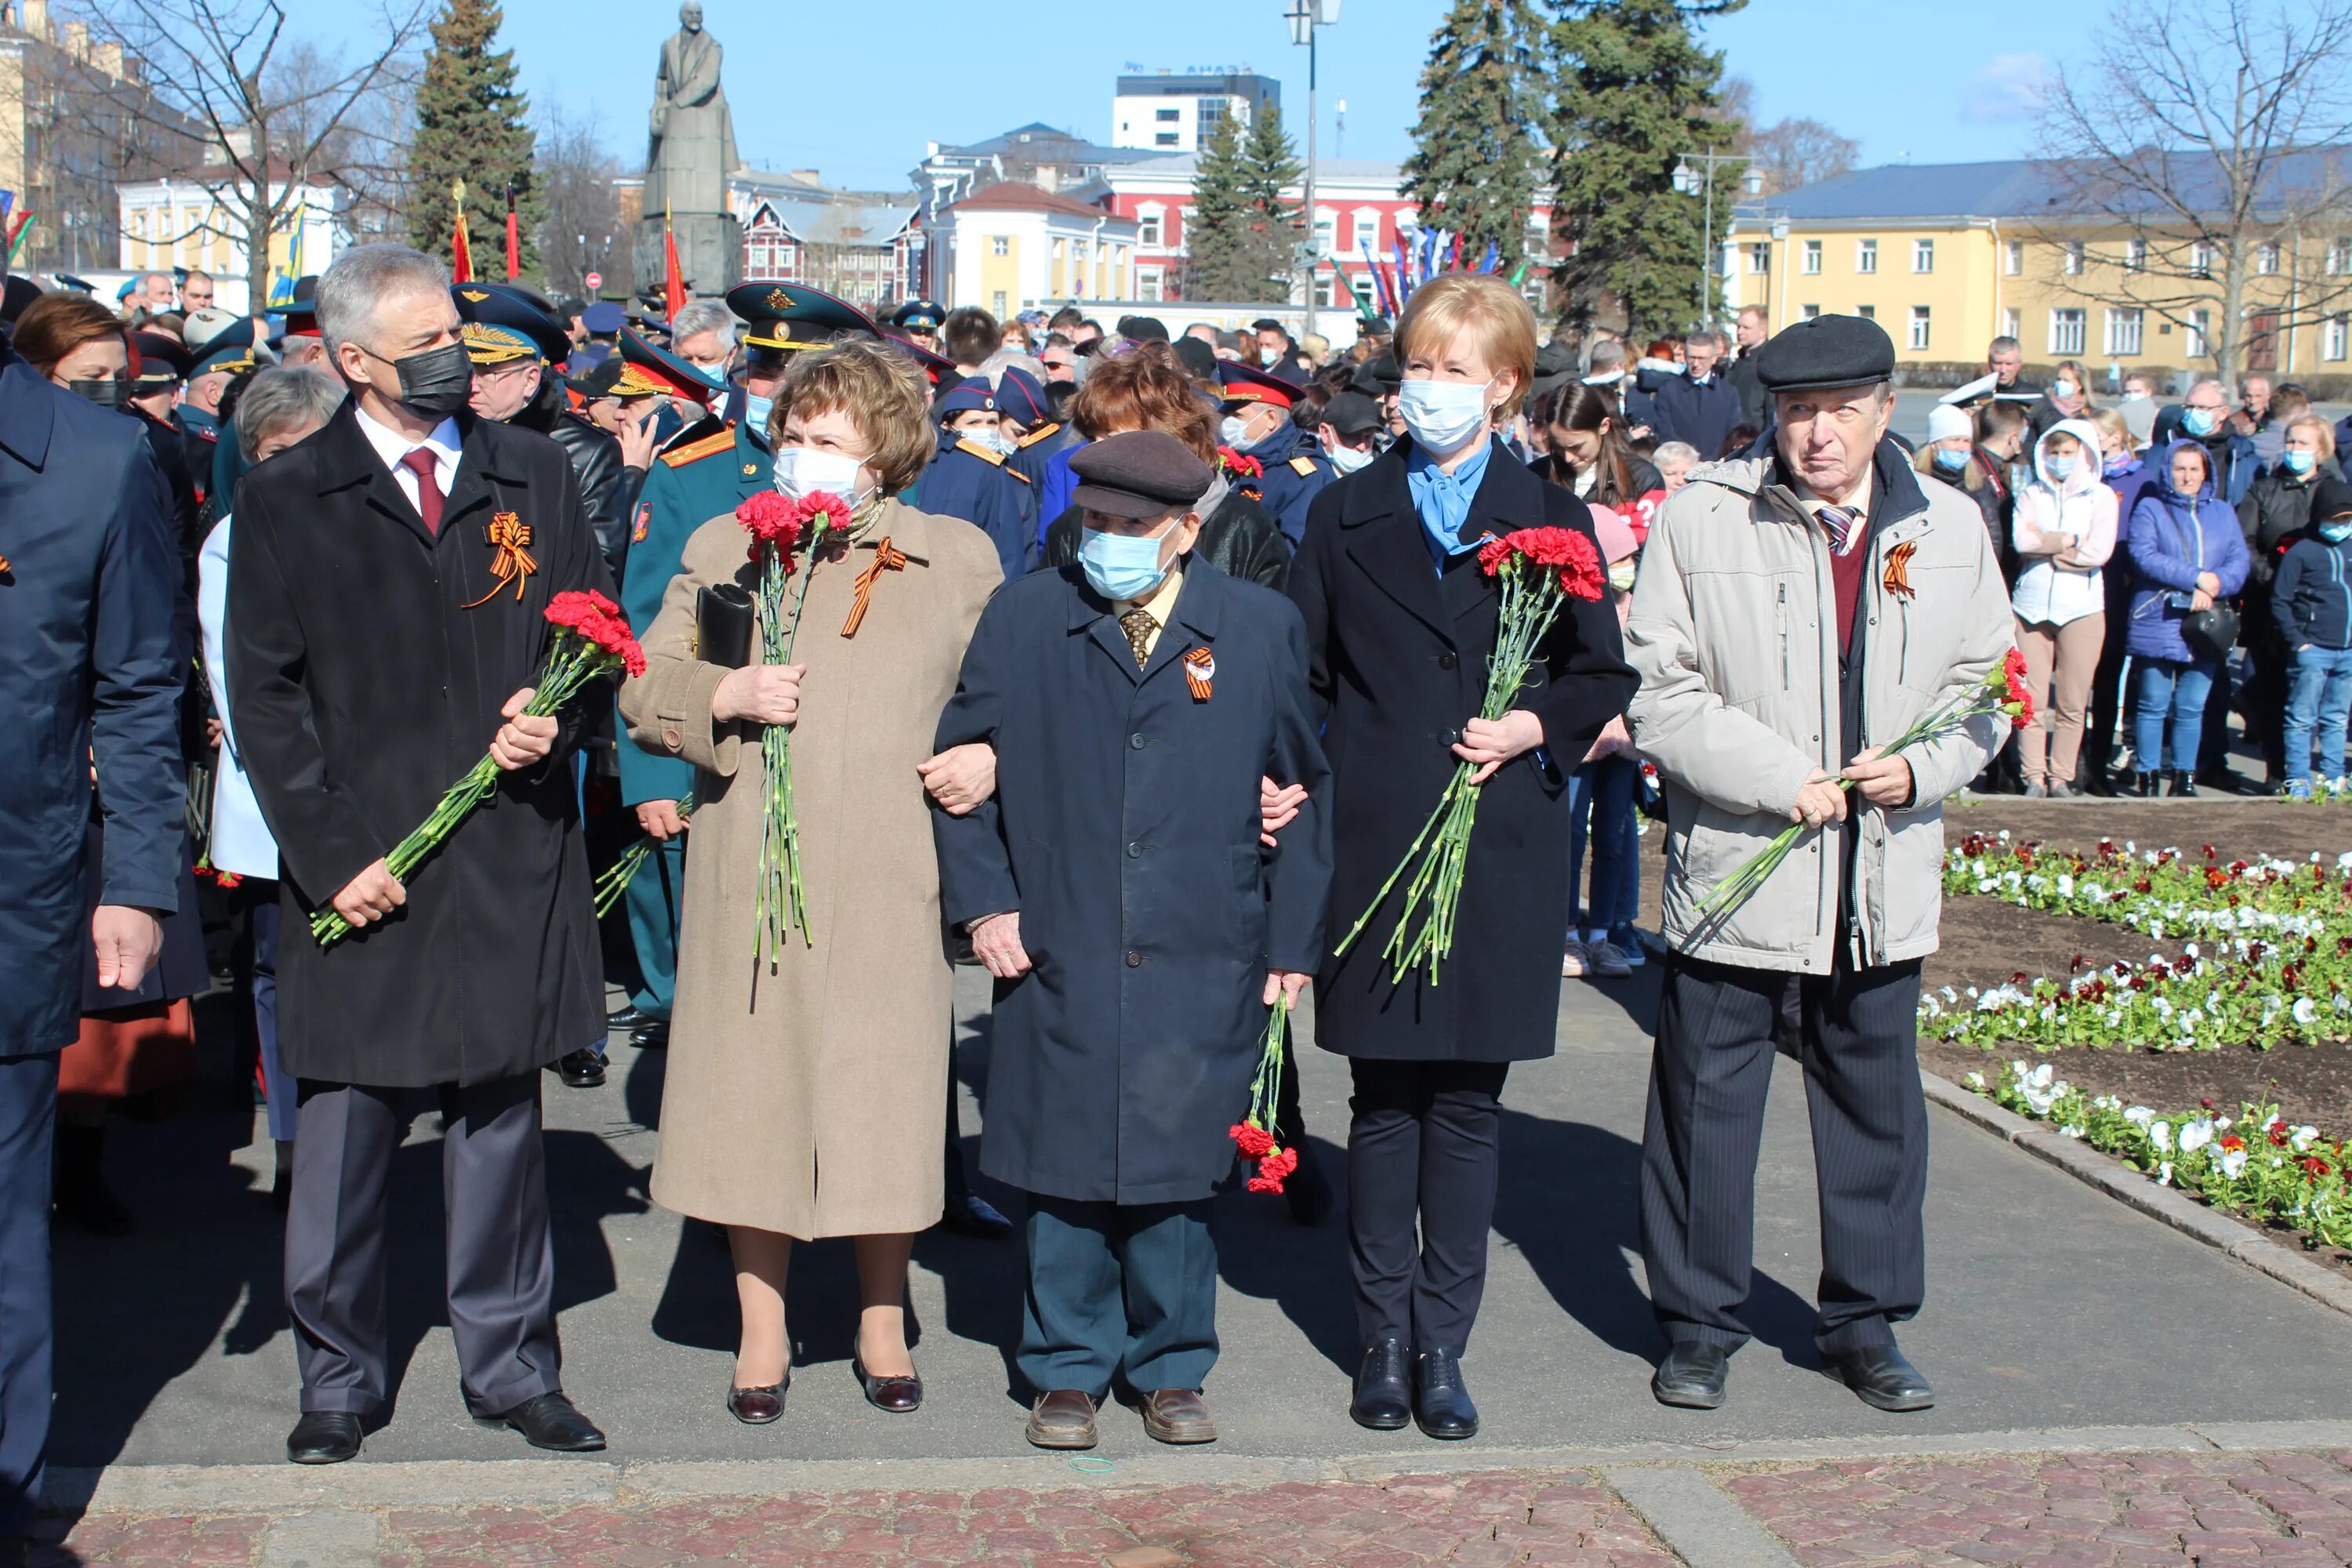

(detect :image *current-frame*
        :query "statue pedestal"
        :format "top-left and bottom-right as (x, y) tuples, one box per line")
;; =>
(633, 213), (743, 306)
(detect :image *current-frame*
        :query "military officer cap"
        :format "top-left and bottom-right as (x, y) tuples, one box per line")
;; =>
(994, 365), (1051, 426)
(619, 325), (720, 403)
(567, 354), (665, 401)
(936, 380), (997, 418)
(129, 330), (193, 387)
(1213, 359), (1299, 410)
(54, 273), (93, 295)
(1320, 390), (1383, 437)
(182, 307), (242, 350)
(582, 301), (626, 338)
(190, 317), (262, 377)
(1069, 429), (1213, 519)
(1754, 313), (1896, 395)
(889, 298), (946, 333)
(726, 280), (882, 354)
(454, 281), (571, 366)
(278, 275), (321, 340)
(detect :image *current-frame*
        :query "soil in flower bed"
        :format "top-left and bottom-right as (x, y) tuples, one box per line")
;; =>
(1950, 797), (2352, 868)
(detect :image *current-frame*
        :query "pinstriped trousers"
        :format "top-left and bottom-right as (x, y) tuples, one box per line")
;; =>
(1639, 951), (1927, 1356)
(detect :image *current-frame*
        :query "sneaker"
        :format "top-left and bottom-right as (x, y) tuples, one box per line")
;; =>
(1587, 941), (1632, 978)
(1560, 938), (1589, 978)
(2047, 779), (2074, 798)
(2285, 779), (2314, 800)
(1608, 927), (1648, 967)
(2022, 782), (2048, 799)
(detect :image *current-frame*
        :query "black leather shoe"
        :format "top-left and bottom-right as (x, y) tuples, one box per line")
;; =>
(466, 1388), (608, 1450)
(1820, 1344), (1935, 1412)
(286, 1410), (363, 1464)
(1650, 1341), (1730, 1410)
(941, 1192), (1011, 1238)
(630, 1020), (670, 1051)
(1283, 1145), (1333, 1227)
(606, 1003), (650, 1031)
(554, 1047), (606, 1088)
(853, 1356), (923, 1413)
(1349, 1338), (1410, 1430)
(727, 1374), (787, 1425)
(1412, 1348), (1478, 1439)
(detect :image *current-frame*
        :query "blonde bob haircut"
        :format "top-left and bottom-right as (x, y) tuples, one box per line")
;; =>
(1395, 273), (1538, 426)
(773, 338), (934, 495)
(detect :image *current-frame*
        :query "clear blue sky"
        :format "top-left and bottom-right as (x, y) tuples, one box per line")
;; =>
(321, 0), (2092, 191)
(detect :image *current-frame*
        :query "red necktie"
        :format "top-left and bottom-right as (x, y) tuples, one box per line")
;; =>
(400, 446), (445, 536)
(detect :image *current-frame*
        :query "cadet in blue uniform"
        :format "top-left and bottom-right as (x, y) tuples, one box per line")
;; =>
(923, 379), (1037, 581)
(932, 430), (1331, 1453)
(889, 298), (946, 356)
(1214, 361), (1334, 547)
(994, 365), (1074, 491)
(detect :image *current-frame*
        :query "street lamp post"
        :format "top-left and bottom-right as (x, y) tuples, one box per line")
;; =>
(1671, 150), (1743, 328)
(1287, 0), (1340, 346)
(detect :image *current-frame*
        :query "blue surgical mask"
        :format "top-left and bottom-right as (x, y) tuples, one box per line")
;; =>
(2183, 407), (2220, 437)
(1218, 415), (1250, 449)
(1327, 441), (1374, 475)
(1398, 376), (1494, 457)
(1079, 517), (1180, 601)
(2285, 448), (2316, 474)
(689, 358), (730, 387)
(2323, 521), (2352, 544)
(742, 393), (774, 434)
(1931, 446), (1969, 473)
(2045, 453), (2077, 481)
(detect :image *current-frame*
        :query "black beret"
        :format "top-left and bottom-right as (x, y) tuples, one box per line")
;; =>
(1116, 314), (1170, 345)
(1754, 314), (1896, 394)
(1171, 335), (1218, 381)
(1069, 429), (1212, 519)
(1321, 390), (1383, 436)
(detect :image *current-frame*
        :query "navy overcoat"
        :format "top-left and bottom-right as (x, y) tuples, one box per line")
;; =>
(932, 559), (1333, 1205)
(0, 349), (184, 1055)
(1288, 437), (1638, 1063)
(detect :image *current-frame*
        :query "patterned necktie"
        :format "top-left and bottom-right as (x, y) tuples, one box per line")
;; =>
(1118, 607), (1156, 669)
(401, 446), (445, 536)
(1817, 503), (1861, 557)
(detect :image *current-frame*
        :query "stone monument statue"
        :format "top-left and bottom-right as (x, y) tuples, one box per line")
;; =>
(633, 2), (743, 300)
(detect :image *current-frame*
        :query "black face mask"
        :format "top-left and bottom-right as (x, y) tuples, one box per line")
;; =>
(374, 340), (474, 419)
(68, 378), (126, 410)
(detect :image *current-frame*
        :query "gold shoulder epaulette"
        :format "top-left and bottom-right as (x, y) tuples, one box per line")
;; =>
(1016, 421), (1062, 448)
(1289, 455), (1319, 476)
(659, 426), (738, 468)
(954, 437), (1007, 466)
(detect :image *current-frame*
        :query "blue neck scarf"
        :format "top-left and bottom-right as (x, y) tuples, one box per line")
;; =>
(1407, 438), (1493, 570)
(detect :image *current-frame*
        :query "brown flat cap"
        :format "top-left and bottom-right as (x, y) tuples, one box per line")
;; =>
(1069, 429), (1212, 520)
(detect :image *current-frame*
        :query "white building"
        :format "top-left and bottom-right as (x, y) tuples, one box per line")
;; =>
(1110, 71), (1279, 154)
(928, 182), (1137, 321)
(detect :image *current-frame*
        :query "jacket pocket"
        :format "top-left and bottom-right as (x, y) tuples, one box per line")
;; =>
(1231, 845), (1269, 958)
(1881, 808), (1944, 952)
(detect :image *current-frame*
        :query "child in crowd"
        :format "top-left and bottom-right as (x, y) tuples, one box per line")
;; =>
(2270, 477), (2352, 797)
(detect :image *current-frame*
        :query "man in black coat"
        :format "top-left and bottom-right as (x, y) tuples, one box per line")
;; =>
(933, 431), (1331, 1453)
(227, 245), (612, 1466)
(1650, 328), (1744, 459)
(0, 342), (182, 1558)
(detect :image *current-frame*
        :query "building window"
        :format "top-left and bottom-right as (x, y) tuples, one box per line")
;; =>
(2186, 308), (2210, 360)
(2125, 237), (2147, 272)
(2005, 240), (2023, 276)
(2063, 240), (2084, 276)
(1352, 274), (1377, 311)
(1801, 303), (1820, 320)
(1051, 238), (1065, 260)
(1138, 209), (1163, 247)
(1314, 273), (1338, 309)
(1855, 238), (1877, 274)
(1072, 240), (1088, 263)
(2103, 307), (2143, 357)
(1138, 267), (1163, 303)
(2190, 241), (2212, 278)
(2330, 239), (2352, 276)
(1313, 211), (1334, 254)
(991, 289), (1007, 316)
(1802, 238), (1821, 274)
(2256, 241), (2281, 275)
(2002, 307), (2020, 340)
(1156, 132), (1179, 147)
(1745, 243), (1768, 274)
(1856, 303), (1875, 321)
(1156, 107), (1179, 122)
(990, 235), (1008, 256)
(2049, 307), (2086, 356)
(1907, 305), (1931, 350)
(2327, 314), (2350, 361)
(1911, 238), (1934, 273)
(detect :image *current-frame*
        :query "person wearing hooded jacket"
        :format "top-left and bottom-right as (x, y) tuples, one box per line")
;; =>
(2237, 417), (2342, 788)
(2269, 477), (2352, 795)
(2009, 419), (2118, 797)
(2126, 438), (2252, 795)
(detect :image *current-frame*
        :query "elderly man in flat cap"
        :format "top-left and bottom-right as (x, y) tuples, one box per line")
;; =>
(1625, 314), (2016, 1415)
(931, 429), (1333, 1452)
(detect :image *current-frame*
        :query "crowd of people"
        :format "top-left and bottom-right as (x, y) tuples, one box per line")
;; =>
(9, 240), (2054, 1552)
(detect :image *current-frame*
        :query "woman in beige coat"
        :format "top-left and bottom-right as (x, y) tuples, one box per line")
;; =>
(619, 340), (1000, 1425)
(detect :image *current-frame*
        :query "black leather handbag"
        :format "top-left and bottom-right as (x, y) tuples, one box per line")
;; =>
(2183, 601), (2241, 663)
(694, 583), (757, 670)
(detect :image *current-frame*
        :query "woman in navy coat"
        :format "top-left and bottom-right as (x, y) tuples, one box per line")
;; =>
(1287, 276), (1636, 1440)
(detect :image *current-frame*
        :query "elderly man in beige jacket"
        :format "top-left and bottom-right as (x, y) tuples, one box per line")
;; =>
(1624, 314), (2015, 1417)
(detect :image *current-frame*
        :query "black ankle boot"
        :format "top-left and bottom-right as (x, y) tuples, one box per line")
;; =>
(2132, 770), (2159, 797)
(2167, 768), (2196, 797)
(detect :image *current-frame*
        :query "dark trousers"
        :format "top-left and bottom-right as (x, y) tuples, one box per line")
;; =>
(1345, 1058), (1510, 1356)
(248, 895), (294, 1144)
(0, 1054), (56, 1537)
(1640, 952), (1926, 1356)
(2082, 568), (2136, 784)
(1018, 1195), (1217, 1398)
(623, 837), (683, 1022)
(285, 1071), (560, 1416)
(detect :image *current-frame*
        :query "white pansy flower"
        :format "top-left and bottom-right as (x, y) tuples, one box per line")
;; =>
(2124, 1105), (2155, 1127)
(2219, 1148), (2249, 1180)
(2179, 1119), (2214, 1154)
(2150, 1120), (2175, 1152)
(1964, 1071), (1985, 1090)
(2156, 1161), (2174, 1186)
(2294, 997), (2319, 1027)
(2292, 1127), (2320, 1152)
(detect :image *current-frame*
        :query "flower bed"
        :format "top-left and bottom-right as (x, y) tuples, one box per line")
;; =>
(1944, 831), (2352, 940)
(1972, 1058), (2350, 1251)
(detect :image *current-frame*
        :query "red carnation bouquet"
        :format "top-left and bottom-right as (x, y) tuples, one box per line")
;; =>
(1336, 526), (1606, 985)
(1697, 646), (2033, 920)
(1229, 995), (1300, 1195)
(1218, 446), (1263, 481)
(311, 589), (644, 947)
(738, 489), (851, 964)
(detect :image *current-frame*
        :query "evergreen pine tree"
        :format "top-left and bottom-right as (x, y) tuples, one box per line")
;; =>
(406, 0), (543, 281)
(1181, 107), (1255, 301)
(1399, 0), (1545, 268)
(1548, 0), (1745, 337)
(1236, 100), (1305, 302)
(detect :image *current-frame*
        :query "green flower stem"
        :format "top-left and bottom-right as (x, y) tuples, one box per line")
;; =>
(592, 787), (697, 918)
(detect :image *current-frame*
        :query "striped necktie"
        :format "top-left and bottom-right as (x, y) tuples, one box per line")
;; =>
(1817, 504), (1862, 557)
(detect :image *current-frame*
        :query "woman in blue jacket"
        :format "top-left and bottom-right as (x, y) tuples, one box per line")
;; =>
(2125, 438), (2250, 795)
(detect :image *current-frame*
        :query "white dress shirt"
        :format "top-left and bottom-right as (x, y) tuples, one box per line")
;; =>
(352, 401), (463, 514)
(196, 516), (280, 879)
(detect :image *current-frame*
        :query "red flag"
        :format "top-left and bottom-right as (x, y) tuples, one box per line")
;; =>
(450, 182), (472, 284)
(662, 204), (684, 321)
(504, 187), (520, 281)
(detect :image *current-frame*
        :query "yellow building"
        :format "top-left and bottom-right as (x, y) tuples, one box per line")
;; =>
(1726, 158), (2352, 387)
(118, 162), (348, 305)
(931, 182), (1137, 321)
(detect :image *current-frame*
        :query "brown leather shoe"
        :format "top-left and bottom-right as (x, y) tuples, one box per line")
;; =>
(1138, 1388), (1218, 1445)
(1025, 1389), (1098, 1450)
(853, 1356), (923, 1414)
(726, 1370), (788, 1425)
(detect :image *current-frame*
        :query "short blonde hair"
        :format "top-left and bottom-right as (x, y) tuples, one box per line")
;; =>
(2087, 405), (2133, 454)
(777, 339), (934, 495)
(1396, 274), (1537, 425)
(2289, 413), (2337, 460)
